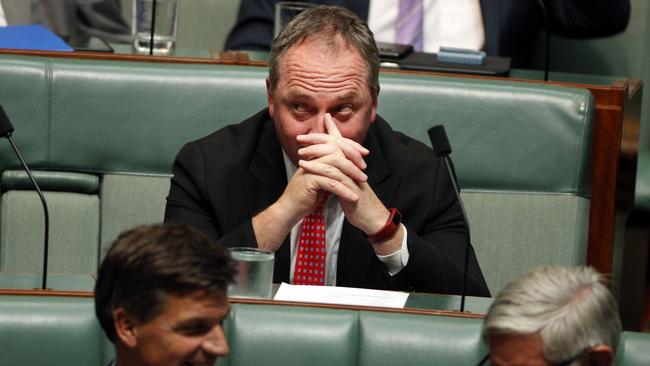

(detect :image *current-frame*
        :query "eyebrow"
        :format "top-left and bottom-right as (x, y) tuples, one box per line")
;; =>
(288, 91), (360, 102)
(336, 91), (360, 101)
(171, 306), (231, 330)
(172, 318), (206, 331)
(288, 92), (313, 101)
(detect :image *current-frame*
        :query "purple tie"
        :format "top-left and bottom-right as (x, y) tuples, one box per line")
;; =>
(396, 0), (424, 51)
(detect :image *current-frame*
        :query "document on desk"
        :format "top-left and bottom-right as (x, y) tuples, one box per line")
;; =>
(274, 283), (408, 308)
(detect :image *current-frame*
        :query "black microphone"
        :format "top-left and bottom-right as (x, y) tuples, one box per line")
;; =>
(536, 0), (551, 82)
(428, 125), (472, 312)
(149, 0), (158, 55)
(0, 105), (50, 290)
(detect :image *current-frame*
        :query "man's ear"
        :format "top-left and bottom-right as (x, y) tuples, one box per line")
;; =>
(266, 78), (275, 118)
(585, 344), (614, 366)
(113, 308), (139, 349)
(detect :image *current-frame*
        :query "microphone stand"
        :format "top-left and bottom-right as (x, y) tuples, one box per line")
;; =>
(1, 107), (50, 290)
(440, 156), (471, 312)
(428, 125), (472, 312)
(536, 0), (551, 82)
(6, 138), (50, 290)
(149, 0), (158, 55)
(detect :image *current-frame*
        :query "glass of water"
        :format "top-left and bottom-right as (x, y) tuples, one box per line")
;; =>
(132, 0), (179, 55)
(228, 247), (275, 299)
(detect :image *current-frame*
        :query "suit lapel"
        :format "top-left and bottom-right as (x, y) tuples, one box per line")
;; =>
(337, 121), (402, 287)
(240, 112), (291, 282)
(243, 114), (286, 215)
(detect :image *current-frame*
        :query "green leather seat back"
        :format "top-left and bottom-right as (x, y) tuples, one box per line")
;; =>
(225, 303), (359, 366)
(0, 295), (106, 365)
(377, 73), (593, 195)
(358, 311), (487, 366)
(98, 174), (170, 258)
(46, 60), (267, 175)
(615, 331), (650, 366)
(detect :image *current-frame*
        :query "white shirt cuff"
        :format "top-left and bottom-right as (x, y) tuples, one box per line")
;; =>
(376, 224), (409, 276)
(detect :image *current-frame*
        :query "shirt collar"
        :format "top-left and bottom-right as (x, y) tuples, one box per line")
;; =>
(282, 149), (297, 179)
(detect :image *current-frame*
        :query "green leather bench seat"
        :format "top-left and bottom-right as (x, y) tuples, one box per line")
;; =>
(0, 54), (593, 294)
(0, 294), (647, 366)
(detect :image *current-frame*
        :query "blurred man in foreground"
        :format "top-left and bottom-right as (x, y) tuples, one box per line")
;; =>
(95, 224), (235, 366)
(482, 266), (621, 366)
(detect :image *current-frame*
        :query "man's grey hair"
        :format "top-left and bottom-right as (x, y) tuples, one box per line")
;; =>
(268, 5), (380, 96)
(483, 266), (621, 364)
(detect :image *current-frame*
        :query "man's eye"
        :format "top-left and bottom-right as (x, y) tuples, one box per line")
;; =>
(335, 104), (353, 114)
(291, 103), (308, 113)
(180, 324), (211, 336)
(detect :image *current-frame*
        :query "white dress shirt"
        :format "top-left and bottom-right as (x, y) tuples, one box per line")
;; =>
(283, 151), (409, 286)
(368, 0), (485, 53)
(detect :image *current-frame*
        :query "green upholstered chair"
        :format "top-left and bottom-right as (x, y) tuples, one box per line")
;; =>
(377, 73), (594, 294)
(0, 171), (100, 276)
(0, 53), (593, 295)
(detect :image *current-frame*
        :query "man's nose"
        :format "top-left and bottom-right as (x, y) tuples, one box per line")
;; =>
(308, 113), (326, 134)
(202, 325), (229, 357)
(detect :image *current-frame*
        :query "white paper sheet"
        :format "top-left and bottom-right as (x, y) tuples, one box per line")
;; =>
(273, 282), (408, 308)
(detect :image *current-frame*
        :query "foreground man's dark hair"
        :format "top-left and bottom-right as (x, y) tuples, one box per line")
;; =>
(95, 223), (235, 342)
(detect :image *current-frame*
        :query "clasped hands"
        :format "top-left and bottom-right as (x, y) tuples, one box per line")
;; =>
(254, 113), (402, 254)
(276, 114), (401, 254)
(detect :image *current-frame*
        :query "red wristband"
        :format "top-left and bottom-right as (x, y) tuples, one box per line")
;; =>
(365, 208), (402, 243)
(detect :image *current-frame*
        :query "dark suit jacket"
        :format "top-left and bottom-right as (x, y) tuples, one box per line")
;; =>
(224, 0), (630, 67)
(164, 109), (490, 296)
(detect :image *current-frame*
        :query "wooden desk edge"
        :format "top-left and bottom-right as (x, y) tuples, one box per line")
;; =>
(0, 48), (267, 67)
(0, 288), (485, 319)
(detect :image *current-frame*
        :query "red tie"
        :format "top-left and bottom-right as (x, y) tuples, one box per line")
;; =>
(293, 195), (329, 285)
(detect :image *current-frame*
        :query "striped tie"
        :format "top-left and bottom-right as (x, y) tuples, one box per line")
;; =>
(396, 0), (424, 51)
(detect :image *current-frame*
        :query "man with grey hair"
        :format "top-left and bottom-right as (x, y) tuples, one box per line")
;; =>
(165, 5), (489, 296)
(481, 266), (621, 366)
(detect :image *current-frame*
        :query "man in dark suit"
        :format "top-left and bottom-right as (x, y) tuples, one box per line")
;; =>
(224, 0), (630, 68)
(165, 5), (489, 296)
